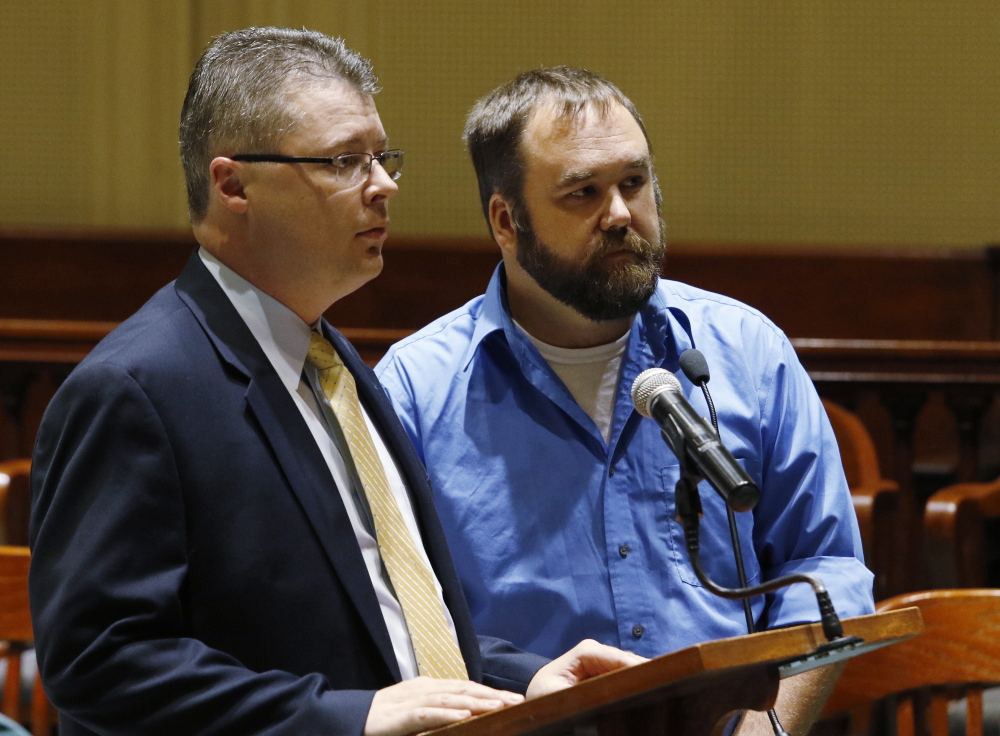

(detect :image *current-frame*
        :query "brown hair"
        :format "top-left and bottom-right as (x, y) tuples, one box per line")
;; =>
(463, 66), (657, 235)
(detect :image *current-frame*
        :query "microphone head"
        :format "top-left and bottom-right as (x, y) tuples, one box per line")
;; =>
(631, 368), (682, 418)
(679, 349), (711, 385)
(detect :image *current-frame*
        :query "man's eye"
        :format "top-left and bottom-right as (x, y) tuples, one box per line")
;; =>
(569, 185), (596, 198)
(332, 155), (361, 170)
(622, 175), (646, 189)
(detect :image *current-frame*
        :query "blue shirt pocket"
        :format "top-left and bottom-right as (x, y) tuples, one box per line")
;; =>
(660, 462), (761, 589)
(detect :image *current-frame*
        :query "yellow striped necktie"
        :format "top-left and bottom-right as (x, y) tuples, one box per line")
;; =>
(306, 333), (468, 680)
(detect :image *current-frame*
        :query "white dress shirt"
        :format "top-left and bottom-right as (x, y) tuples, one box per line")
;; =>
(199, 248), (459, 680)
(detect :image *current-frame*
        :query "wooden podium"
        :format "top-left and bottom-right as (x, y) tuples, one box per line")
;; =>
(431, 609), (923, 736)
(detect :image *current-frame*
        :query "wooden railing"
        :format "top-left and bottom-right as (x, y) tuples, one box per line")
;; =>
(8, 319), (993, 482)
(795, 339), (1000, 596)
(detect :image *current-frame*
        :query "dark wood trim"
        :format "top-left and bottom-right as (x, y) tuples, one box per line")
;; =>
(4, 229), (997, 339)
(793, 339), (1000, 385)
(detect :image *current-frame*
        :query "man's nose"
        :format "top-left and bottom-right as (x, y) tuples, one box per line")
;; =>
(364, 159), (399, 204)
(601, 190), (632, 231)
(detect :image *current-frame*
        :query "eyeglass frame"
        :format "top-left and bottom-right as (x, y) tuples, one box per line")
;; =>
(230, 149), (404, 182)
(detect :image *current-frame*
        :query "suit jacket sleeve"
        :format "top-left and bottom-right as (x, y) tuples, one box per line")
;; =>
(30, 361), (374, 736)
(477, 636), (549, 693)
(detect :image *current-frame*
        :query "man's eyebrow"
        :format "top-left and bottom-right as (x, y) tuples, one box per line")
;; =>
(324, 134), (390, 152)
(555, 156), (651, 188)
(556, 169), (595, 188)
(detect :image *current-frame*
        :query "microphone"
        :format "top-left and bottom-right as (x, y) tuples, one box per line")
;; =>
(679, 349), (710, 385)
(631, 368), (760, 513)
(679, 349), (717, 432)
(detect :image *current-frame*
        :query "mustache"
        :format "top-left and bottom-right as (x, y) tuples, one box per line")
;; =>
(588, 228), (661, 264)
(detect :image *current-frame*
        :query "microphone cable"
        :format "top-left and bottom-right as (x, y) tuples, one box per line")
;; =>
(679, 349), (791, 736)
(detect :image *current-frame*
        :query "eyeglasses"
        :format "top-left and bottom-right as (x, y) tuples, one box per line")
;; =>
(231, 149), (404, 185)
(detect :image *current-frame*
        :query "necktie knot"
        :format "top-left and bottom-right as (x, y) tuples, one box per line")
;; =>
(307, 332), (342, 372)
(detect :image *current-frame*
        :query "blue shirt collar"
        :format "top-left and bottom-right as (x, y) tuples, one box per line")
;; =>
(463, 263), (698, 375)
(461, 264), (512, 371)
(638, 283), (697, 373)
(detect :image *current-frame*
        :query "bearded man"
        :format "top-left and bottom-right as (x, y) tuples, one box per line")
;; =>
(375, 67), (874, 736)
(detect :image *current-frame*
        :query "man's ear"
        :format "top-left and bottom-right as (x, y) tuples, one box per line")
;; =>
(208, 157), (248, 214)
(489, 193), (518, 258)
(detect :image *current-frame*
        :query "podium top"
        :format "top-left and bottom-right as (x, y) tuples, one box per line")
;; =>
(430, 607), (922, 736)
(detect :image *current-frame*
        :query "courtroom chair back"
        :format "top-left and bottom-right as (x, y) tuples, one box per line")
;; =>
(0, 461), (30, 548)
(822, 589), (1000, 736)
(822, 400), (899, 601)
(0, 546), (54, 736)
(924, 477), (1000, 588)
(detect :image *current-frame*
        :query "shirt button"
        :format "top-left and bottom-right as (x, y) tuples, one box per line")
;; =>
(632, 624), (645, 639)
(608, 466), (615, 477)
(619, 544), (630, 558)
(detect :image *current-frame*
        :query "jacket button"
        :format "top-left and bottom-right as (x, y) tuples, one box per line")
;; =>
(632, 624), (644, 639)
(619, 544), (630, 558)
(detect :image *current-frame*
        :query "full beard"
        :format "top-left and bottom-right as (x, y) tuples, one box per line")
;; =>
(515, 219), (666, 322)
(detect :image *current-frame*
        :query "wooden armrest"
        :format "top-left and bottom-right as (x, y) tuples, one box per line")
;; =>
(925, 478), (1000, 588)
(851, 480), (899, 601)
(927, 479), (1000, 520)
(851, 480), (899, 544)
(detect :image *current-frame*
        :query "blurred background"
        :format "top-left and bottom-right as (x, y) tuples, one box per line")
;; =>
(2, 0), (998, 246)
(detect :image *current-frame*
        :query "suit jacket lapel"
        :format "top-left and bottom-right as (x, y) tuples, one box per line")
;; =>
(174, 253), (401, 680)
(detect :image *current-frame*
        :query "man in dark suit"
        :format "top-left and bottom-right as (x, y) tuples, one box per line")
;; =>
(28, 28), (640, 736)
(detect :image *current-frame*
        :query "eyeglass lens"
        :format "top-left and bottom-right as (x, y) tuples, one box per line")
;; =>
(337, 150), (403, 181)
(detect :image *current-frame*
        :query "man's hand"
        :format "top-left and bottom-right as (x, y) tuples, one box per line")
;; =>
(364, 677), (523, 736)
(525, 639), (647, 699)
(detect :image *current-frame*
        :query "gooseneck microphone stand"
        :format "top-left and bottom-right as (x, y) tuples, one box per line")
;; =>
(672, 452), (846, 643)
(691, 371), (757, 635)
(674, 352), (857, 736)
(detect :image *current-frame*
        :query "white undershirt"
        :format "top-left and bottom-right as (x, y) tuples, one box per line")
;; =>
(515, 321), (630, 444)
(199, 248), (458, 680)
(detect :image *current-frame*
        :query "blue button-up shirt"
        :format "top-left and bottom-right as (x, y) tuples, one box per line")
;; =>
(376, 267), (874, 659)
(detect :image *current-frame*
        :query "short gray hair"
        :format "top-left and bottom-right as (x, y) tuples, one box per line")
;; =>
(180, 27), (379, 222)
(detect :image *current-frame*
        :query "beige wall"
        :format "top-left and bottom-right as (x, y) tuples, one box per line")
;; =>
(1, 0), (997, 247)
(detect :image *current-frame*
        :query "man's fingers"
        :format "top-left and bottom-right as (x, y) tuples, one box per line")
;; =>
(410, 677), (523, 706)
(526, 639), (648, 699)
(572, 639), (648, 675)
(407, 706), (473, 730)
(432, 694), (504, 713)
(365, 678), (523, 736)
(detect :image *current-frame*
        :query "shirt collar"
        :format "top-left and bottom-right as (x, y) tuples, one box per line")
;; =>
(639, 281), (696, 366)
(198, 247), (315, 393)
(461, 263), (511, 370)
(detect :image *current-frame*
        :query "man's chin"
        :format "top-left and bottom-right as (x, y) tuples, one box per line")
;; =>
(596, 265), (659, 295)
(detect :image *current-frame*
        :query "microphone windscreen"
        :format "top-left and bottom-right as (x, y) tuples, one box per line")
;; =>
(631, 368), (681, 418)
(679, 349), (711, 385)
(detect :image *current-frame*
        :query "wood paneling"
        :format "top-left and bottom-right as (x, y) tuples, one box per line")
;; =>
(4, 230), (999, 341)
(0, 229), (193, 321)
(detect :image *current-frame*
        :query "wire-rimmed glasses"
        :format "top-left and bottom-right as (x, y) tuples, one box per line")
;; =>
(231, 149), (403, 185)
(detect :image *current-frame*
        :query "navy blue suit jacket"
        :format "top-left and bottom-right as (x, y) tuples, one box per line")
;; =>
(29, 253), (546, 735)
